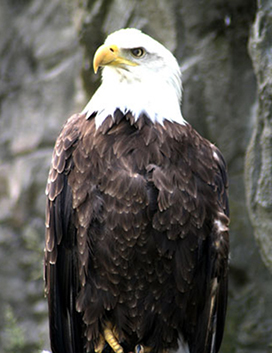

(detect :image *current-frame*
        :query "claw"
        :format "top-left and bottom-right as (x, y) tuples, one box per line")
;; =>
(135, 345), (144, 353)
(134, 344), (152, 353)
(103, 322), (123, 353)
(95, 324), (154, 353)
(94, 322), (123, 353)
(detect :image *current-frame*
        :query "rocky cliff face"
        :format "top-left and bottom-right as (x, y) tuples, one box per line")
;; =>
(246, 0), (272, 275)
(0, 0), (271, 352)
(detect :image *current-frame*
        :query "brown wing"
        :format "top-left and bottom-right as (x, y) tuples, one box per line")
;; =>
(44, 113), (84, 353)
(185, 141), (229, 353)
(139, 121), (229, 353)
(207, 145), (229, 353)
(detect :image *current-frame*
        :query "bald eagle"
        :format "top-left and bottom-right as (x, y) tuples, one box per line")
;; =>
(45, 28), (229, 353)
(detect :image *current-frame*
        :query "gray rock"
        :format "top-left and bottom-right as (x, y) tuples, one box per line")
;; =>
(246, 0), (272, 273)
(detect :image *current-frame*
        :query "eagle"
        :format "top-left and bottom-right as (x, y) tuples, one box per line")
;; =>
(44, 28), (229, 353)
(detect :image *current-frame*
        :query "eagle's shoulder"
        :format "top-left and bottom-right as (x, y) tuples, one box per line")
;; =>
(45, 112), (89, 265)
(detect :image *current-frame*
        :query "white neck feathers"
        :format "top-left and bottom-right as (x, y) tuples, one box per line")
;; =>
(82, 66), (185, 128)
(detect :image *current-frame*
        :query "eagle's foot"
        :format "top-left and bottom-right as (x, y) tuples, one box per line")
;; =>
(95, 322), (123, 353)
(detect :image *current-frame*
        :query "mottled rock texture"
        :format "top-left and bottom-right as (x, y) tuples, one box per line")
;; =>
(246, 0), (272, 274)
(0, 0), (271, 352)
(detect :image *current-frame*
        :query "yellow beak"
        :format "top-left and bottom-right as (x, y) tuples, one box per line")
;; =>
(93, 44), (138, 73)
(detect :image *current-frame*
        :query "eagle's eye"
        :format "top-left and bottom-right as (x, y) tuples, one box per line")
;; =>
(130, 47), (145, 58)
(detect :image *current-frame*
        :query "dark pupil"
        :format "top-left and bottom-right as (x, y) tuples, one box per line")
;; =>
(132, 48), (143, 57)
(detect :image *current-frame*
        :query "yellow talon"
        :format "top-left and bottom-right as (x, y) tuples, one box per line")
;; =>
(103, 322), (123, 353)
(95, 324), (155, 353)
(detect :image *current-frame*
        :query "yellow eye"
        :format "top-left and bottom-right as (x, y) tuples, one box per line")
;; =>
(130, 47), (145, 58)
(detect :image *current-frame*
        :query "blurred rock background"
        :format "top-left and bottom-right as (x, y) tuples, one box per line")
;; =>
(0, 0), (271, 352)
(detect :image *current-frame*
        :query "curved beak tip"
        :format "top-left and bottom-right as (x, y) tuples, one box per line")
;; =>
(93, 44), (119, 74)
(93, 63), (99, 74)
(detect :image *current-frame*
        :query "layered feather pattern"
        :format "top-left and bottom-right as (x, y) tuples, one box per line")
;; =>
(45, 110), (229, 353)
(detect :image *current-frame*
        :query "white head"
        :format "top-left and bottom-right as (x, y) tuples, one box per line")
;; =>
(82, 28), (185, 127)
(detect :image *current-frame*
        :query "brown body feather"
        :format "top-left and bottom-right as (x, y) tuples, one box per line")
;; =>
(45, 110), (229, 353)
